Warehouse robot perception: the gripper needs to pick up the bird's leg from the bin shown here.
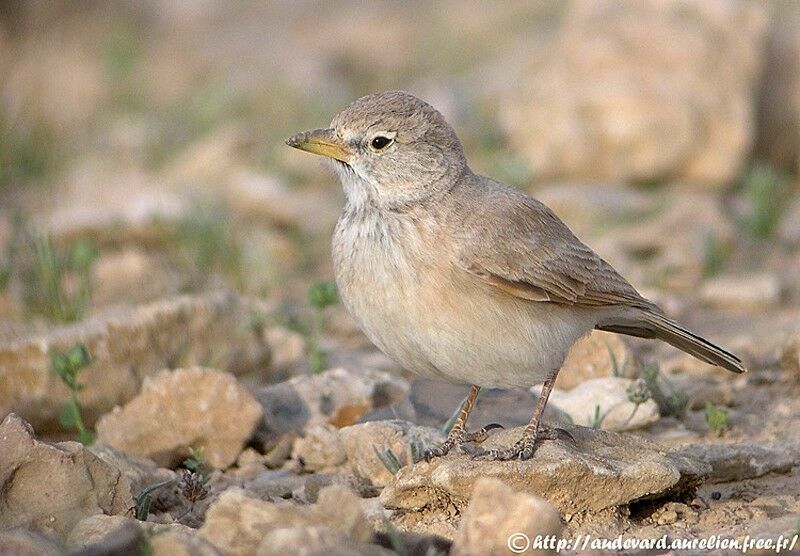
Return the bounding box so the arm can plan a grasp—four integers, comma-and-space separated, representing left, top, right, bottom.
472, 371, 571, 461
424, 385, 481, 460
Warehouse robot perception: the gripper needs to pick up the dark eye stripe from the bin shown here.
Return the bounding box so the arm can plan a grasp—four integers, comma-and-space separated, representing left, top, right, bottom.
371, 136, 392, 150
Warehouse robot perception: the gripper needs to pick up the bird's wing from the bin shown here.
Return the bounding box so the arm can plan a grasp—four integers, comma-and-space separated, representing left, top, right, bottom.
455, 187, 656, 310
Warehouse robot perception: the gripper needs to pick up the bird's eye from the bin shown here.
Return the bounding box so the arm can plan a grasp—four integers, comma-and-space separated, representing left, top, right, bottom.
370, 136, 392, 150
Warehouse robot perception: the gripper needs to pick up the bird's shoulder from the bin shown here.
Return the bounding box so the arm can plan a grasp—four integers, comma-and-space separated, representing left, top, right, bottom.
445, 173, 655, 309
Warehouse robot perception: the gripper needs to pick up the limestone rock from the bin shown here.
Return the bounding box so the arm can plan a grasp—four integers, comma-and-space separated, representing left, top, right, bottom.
452, 478, 562, 556
339, 420, 445, 488
255, 367, 409, 444
500, 0, 768, 187
381, 425, 710, 538
700, 273, 782, 310
547, 377, 660, 431
89, 442, 175, 497
0, 413, 133, 539
556, 331, 639, 390
671, 443, 794, 483
0, 529, 62, 556
0, 292, 272, 431
199, 485, 371, 556
256, 526, 392, 556
96, 367, 263, 469
66, 515, 142, 552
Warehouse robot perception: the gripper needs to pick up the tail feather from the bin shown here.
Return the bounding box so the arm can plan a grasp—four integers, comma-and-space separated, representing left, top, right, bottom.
597, 310, 745, 374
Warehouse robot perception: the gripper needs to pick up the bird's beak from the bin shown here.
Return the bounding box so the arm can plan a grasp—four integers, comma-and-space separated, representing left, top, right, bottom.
285, 128, 352, 164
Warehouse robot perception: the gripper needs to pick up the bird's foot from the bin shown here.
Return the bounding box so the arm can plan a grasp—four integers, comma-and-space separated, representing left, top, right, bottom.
468, 426, 574, 461
423, 423, 505, 461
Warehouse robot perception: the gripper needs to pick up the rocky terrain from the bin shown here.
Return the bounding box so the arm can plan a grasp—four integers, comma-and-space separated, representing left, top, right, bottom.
1, 1, 799, 555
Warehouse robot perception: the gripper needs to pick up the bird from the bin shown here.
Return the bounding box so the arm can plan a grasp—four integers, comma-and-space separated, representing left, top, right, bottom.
286, 90, 745, 461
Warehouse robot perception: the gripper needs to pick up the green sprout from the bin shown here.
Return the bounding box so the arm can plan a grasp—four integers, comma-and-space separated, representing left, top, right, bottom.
307, 281, 338, 374
51, 344, 95, 445
701, 233, 726, 278
704, 402, 729, 437
24, 234, 97, 323
374, 446, 404, 475
134, 478, 176, 521
641, 362, 688, 418
741, 164, 789, 240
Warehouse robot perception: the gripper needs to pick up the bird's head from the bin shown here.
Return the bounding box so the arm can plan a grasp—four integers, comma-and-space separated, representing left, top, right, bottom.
286, 91, 466, 209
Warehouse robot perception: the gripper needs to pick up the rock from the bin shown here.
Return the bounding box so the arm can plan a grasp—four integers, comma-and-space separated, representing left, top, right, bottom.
263, 326, 306, 375
67, 515, 221, 556
89, 442, 175, 496
148, 524, 223, 556
91, 248, 176, 306
293, 420, 445, 487
255, 367, 409, 444
339, 420, 445, 488
96, 367, 263, 469
0, 292, 272, 431
66, 515, 142, 552
500, 0, 768, 187
670, 443, 794, 483
0, 529, 62, 556
199, 485, 371, 556
0, 413, 133, 539
754, 3, 800, 174
381, 425, 710, 538
556, 331, 639, 390
777, 196, 800, 246
700, 273, 782, 310
292, 424, 348, 472
451, 478, 562, 556
546, 377, 660, 431
255, 526, 392, 556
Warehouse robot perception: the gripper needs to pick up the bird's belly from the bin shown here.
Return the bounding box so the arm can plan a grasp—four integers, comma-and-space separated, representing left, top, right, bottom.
335, 228, 595, 388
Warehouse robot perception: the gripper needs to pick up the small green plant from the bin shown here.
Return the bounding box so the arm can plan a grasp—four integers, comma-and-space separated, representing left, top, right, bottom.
589, 404, 605, 430
174, 204, 243, 291
0, 264, 9, 292
23, 233, 97, 323
306, 281, 338, 374
183, 447, 211, 484
701, 233, 726, 278
51, 344, 95, 445
641, 362, 688, 418
741, 164, 789, 240
704, 402, 729, 437
178, 447, 211, 514
374, 446, 404, 475
133, 478, 176, 521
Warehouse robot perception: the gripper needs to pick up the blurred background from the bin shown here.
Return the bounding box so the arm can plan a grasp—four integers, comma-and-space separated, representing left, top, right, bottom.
0, 0, 799, 419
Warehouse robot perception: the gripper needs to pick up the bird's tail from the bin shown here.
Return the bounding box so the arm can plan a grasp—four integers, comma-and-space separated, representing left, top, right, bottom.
596, 309, 745, 374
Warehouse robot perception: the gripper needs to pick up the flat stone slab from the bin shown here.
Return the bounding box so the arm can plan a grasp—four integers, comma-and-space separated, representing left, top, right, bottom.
381, 425, 711, 519
670, 443, 794, 483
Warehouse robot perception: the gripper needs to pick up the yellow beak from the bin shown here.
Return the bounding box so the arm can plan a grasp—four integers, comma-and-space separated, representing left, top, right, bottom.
285, 128, 352, 164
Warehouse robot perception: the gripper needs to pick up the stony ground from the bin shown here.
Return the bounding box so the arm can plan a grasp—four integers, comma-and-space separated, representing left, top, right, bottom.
1, 2, 800, 555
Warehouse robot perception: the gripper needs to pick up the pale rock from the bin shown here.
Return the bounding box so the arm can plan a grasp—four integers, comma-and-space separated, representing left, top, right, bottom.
199, 485, 371, 556
0, 413, 132, 539
754, 3, 800, 174
91, 248, 176, 306
381, 425, 709, 538
556, 331, 639, 390
0, 292, 272, 431
292, 424, 348, 472
500, 0, 768, 187
255, 367, 409, 443
89, 442, 175, 495
452, 478, 562, 556
66, 514, 141, 552
670, 443, 794, 483
148, 524, 223, 556
546, 377, 660, 431
263, 326, 306, 374
96, 367, 263, 469
700, 273, 782, 310
339, 420, 445, 488
0, 529, 62, 556
256, 526, 391, 556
